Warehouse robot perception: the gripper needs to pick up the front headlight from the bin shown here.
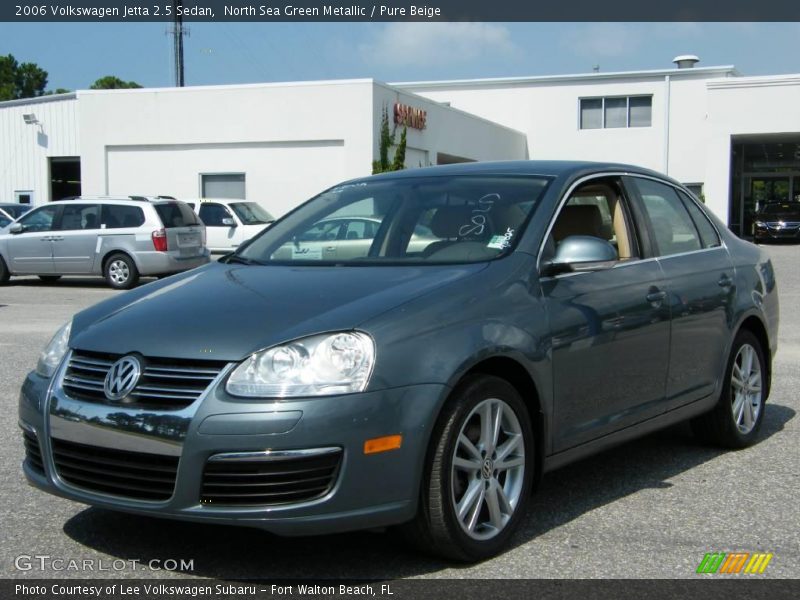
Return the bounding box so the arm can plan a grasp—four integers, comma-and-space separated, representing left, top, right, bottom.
36, 320, 72, 378
755, 220, 766, 228
226, 331, 375, 398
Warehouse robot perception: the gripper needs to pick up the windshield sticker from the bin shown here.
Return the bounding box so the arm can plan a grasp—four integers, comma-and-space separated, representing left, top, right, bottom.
487, 227, 515, 250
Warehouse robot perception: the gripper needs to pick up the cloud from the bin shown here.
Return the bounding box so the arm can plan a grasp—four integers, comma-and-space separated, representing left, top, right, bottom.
358, 23, 515, 67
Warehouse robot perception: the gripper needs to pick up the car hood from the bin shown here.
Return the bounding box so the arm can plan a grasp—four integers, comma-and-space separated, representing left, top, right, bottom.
70, 261, 488, 361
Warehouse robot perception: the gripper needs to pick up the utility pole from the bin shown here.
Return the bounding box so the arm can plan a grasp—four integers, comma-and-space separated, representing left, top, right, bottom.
171, 0, 187, 87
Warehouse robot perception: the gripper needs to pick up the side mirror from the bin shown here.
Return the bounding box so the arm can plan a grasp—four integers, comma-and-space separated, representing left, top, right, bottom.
222, 218, 236, 227
9, 223, 24, 234
542, 235, 618, 276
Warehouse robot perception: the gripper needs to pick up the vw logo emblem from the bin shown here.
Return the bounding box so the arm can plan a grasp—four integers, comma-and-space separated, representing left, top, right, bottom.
104, 355, 142, 401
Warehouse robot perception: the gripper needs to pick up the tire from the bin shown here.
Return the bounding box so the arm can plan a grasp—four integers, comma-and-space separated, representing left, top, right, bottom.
401, 374, 534, 562
104, 253, 139, 290
0, 255, 9, 285
38, 275, 62, 283
692, 330, 767, 449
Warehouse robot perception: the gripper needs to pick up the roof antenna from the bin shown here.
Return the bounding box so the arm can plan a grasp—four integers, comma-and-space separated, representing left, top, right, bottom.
592, 65, 600, 73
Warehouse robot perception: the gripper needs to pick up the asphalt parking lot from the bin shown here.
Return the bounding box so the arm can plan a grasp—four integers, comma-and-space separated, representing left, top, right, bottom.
1, 247, 798, 580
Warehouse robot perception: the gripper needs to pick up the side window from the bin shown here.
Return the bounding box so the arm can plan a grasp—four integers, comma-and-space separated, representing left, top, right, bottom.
344, 220, 374, 240
102, 205, 145, 229
199, 204, 232, 227
634, 178, 702, 256
678, 191, 721, 249
58, 204, 100, 231
548, 179, 637, 262
298, 220, 343, 242
18, 206, 59, 232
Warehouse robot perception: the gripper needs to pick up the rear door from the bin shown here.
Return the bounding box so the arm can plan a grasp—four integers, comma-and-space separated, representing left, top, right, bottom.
5, 205, 61, 274
52, 203, 101, 273
153, 202, 205, 257
627, 176, 734, 410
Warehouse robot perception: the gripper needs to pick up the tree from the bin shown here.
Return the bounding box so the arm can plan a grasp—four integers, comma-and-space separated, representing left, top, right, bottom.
90, 76, 142, 90
371, 105, 408, 174
0, 54, 48, 100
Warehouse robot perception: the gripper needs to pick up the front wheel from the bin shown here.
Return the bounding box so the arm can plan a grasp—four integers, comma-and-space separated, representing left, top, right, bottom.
692, 330, 767, 448
104, 253, 139, 290
403, 375, 534, 561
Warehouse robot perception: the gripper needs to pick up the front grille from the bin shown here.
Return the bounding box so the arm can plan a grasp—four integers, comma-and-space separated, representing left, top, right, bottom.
62, 350, 226, 409
22, 430, 45, 475
52, 438, 179, 501
767, 221, 800, 229
201, 449, 342, 506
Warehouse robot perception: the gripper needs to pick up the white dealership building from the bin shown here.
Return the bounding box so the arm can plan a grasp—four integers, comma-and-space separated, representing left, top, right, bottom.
1, 56, 799, 237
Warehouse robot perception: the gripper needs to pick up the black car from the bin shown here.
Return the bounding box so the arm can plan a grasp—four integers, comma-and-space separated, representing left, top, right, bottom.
753, 202, 800, 243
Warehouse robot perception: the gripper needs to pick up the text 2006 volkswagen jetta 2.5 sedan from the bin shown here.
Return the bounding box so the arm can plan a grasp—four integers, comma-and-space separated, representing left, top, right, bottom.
20, 161, 778, 561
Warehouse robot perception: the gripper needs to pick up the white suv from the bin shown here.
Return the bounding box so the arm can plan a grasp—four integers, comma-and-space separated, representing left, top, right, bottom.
185, 199, 275, 253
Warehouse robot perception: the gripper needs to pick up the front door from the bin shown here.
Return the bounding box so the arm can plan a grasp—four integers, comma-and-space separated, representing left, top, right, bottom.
198, 203, 239, 251
542, 177, 671, 452
6, 205, 60, 274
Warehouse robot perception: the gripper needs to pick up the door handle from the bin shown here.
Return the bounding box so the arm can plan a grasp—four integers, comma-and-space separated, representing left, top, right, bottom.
325, 246, 336, 251
718, 274, 733, 288
646, 289, 667, 305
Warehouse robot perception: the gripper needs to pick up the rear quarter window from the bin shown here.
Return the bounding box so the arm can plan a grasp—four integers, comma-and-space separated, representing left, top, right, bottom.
102, 205, 145, 229
154, 202, 201, 228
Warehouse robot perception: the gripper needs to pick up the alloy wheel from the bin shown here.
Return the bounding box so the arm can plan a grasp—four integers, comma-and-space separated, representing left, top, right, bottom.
450, 397, 526, 541
730, 343, 763, 434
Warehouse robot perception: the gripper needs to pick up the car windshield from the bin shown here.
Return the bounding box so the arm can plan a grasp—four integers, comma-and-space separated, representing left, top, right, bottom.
1, 205, 31, 219
762, 203, 800, 215
0, 214, 10, 227
229, 202, 275, 225
237, 175, 550, 265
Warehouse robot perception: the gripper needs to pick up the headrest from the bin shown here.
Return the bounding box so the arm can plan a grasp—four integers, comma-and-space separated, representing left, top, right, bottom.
553, 204, 604, 241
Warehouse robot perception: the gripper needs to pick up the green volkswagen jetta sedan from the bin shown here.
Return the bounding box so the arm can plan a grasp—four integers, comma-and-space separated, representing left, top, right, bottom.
19, 161, 779, 561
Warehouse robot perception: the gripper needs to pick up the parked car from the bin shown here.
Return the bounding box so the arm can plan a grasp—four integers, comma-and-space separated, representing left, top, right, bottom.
753, 201, 800, 243
271, 216, 437, 260
0, 197, 209, 289
19, 161, 778, 561
184, 199, 275, 253
0, 203, 32, 221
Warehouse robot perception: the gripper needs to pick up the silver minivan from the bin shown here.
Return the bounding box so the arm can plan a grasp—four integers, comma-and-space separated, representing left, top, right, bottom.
0, 197, 209, 289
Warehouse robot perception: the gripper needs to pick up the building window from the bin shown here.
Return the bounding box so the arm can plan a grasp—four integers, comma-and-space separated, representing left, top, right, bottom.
201, 173, 246, 199
579, 96, 652, 129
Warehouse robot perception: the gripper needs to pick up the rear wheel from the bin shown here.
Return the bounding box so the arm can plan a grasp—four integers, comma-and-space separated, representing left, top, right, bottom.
692, 330, 767, 448
38, 275, 62, 283
402, 375, 533, 561
0, 256, 9, 285
104, 253, 139, 290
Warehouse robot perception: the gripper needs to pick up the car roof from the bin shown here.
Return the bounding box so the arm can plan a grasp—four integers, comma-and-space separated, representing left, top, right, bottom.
54, 196, 187, 205
346, 160, 677, 185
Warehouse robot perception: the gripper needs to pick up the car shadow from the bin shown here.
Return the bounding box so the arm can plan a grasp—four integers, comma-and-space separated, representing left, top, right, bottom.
7, 277, 158, 289
62, 403, 795, 579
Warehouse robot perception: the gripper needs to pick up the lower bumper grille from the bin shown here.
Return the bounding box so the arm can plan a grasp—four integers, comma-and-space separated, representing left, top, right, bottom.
201, 449, 342, 506
22, 430, 45, 475
52, 438, 179, 502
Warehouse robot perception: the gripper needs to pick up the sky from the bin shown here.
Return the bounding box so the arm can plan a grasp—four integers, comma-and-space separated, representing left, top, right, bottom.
1, 22, 799, 91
